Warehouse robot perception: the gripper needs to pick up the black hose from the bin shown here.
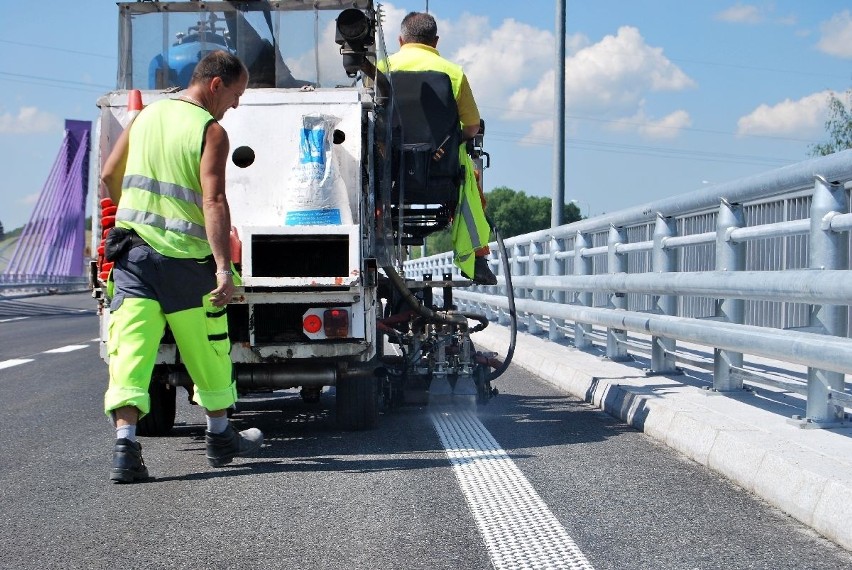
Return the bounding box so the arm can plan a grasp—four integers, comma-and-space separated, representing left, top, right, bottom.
484, 216, 516, 382
381, 263, 488, 330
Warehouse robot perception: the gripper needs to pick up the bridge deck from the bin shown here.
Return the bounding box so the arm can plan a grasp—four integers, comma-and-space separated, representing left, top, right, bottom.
474, 324, 852, 551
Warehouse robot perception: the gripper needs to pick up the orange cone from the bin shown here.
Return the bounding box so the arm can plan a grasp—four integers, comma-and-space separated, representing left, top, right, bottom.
126, 89, 143, 124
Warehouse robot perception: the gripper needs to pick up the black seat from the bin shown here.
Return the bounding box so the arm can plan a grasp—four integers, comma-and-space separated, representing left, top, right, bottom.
389, 71, 464, 242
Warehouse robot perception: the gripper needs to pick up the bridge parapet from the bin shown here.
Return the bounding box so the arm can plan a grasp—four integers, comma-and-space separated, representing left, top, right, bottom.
404, 150, 852, 427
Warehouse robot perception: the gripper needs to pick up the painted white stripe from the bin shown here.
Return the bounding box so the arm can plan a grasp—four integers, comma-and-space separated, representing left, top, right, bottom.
0, 359, 35, 370
43, 344, 88, 354
431, 409, 595, 570
0, 317, 28, 323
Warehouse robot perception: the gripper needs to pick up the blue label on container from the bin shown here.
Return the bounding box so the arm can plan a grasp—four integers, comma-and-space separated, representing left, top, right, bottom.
299, 127, 325, 166
284, 209, 342, 226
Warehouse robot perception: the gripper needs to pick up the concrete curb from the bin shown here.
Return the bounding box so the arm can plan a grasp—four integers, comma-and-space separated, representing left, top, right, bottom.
473, 324, 852, 551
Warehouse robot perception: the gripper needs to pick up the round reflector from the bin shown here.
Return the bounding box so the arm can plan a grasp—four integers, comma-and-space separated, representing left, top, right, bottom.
303, 314, 322, 334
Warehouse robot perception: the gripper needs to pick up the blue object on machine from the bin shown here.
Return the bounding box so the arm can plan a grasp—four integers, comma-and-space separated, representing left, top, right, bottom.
148, 37, 231, 89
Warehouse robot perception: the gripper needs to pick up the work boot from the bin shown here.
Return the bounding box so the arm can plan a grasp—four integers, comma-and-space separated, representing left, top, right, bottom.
206, 424, 264, 467
110, 438, 149, 483
472, 257, 497, 285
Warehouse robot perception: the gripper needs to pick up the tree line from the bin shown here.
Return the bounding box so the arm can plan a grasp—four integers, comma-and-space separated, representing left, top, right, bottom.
419, 187, 583, 256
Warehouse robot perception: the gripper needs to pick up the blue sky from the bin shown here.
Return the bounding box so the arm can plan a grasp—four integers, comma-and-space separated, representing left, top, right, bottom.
1, 1, 850, 230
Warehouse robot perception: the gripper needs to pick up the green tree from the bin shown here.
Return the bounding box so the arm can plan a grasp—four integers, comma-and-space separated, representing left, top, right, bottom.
420, 186, 582, 255
0, 220, 4, 241
811, 89, 852, 157
485, 186, 581, 239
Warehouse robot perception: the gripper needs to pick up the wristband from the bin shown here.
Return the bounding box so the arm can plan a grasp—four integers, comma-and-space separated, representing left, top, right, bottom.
215, 270, 233, 276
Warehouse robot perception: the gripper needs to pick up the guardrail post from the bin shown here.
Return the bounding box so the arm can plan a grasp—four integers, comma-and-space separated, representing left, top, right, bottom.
714, 199, 745, 391
651, 214, 678, 373
527, 240, 542, 334
606, 225, 629, 360
499, 244, 523, 326
574, 231, 592, 349
549, 236, 565, 341
804, 175, 848, 426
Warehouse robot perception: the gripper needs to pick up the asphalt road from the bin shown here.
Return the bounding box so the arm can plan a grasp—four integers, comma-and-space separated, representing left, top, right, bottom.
1, 292, 850, 570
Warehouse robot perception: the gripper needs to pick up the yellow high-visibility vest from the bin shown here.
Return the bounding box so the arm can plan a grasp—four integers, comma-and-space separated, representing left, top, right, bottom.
452, 150, 490, 278
116, 99, 214, 259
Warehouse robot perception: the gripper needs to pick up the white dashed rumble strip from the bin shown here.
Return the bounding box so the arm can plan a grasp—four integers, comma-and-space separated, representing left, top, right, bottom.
431, 409, 595, 570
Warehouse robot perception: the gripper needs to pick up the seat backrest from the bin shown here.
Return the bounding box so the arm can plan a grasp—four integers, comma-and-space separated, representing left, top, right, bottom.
390, 71, 463, 204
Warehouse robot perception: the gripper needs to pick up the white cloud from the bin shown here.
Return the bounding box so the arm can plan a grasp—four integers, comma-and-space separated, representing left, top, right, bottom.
736, 91, 832, 137
610, 108, 692, 139
519, 119, 554, 147
817, 10, 852, 59
0, 107, 61, 134
448, 18, 559, 115
507, 26, 694, 126
715, 4, 763, 24
341, 8, 693, 145
21, 193, 40, 206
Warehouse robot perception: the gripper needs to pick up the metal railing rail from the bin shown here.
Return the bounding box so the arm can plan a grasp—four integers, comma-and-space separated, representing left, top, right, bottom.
403, 150, 852, 427
0, 274, 89, 296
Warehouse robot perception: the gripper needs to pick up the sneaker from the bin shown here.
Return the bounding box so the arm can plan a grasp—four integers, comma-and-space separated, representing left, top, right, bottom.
110, 438, 149, 483
472, 257, 497, 285
205, 424, 264, 467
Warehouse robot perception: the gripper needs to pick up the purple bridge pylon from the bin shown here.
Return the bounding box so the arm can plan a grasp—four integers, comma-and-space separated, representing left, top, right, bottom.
3, 119, 91, 279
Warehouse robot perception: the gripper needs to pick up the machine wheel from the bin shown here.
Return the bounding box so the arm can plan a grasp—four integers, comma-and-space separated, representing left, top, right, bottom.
336, 373, 379, 430
474, 364, 494, 405
137, 366, 177, 436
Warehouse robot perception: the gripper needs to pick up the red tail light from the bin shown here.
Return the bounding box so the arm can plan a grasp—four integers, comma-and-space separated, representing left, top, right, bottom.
323, 309, 349, 338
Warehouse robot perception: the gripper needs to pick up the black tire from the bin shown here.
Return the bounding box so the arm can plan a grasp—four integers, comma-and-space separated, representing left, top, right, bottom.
336, 373, 379, 431
137, 367, 177, 436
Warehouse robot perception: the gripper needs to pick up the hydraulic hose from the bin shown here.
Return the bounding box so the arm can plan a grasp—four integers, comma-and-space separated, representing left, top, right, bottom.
483, 216, 516, 382
381, 263, 489, 331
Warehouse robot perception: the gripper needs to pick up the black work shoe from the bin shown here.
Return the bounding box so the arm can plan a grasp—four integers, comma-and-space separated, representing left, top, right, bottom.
472, 257, 498, 285
110, 438, 149, 483
206, 424, 264, 467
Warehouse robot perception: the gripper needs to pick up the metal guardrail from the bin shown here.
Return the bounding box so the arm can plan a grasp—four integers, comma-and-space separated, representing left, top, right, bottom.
404, 150, 852, 427
0, 274, 89, 296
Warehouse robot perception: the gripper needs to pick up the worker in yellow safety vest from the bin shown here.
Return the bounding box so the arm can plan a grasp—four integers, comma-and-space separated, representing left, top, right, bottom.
100, 51, 263, 483
386, 11, 498, 285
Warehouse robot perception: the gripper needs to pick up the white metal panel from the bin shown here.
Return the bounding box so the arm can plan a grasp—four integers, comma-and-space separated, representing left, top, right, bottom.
220, 89, 363, 229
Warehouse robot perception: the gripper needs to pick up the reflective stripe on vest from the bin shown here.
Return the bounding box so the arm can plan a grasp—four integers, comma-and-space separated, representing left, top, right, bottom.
451, 148, 490, 277
116, 207, 208, 241
121, 174, 204, 209
116, 98, 213, 259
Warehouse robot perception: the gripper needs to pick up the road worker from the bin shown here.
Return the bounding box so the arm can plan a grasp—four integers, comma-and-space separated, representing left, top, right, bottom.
386, 11, 497, 285
100, 50, 263, 483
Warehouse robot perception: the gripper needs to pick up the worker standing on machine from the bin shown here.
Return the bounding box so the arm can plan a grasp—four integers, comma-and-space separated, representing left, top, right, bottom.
386, 12, 497, 285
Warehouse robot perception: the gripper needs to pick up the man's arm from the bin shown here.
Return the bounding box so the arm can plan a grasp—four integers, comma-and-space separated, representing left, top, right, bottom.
200, 121, 234, 306
101, 126, 131, 204
457, 75, 481, 141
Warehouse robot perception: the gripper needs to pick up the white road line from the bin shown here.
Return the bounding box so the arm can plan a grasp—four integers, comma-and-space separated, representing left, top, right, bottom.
0, 317, 28, 323
43, 345, 89, 354
431, 409, 595, 570
0, 359, 35, 370
0, 341, 96, 371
